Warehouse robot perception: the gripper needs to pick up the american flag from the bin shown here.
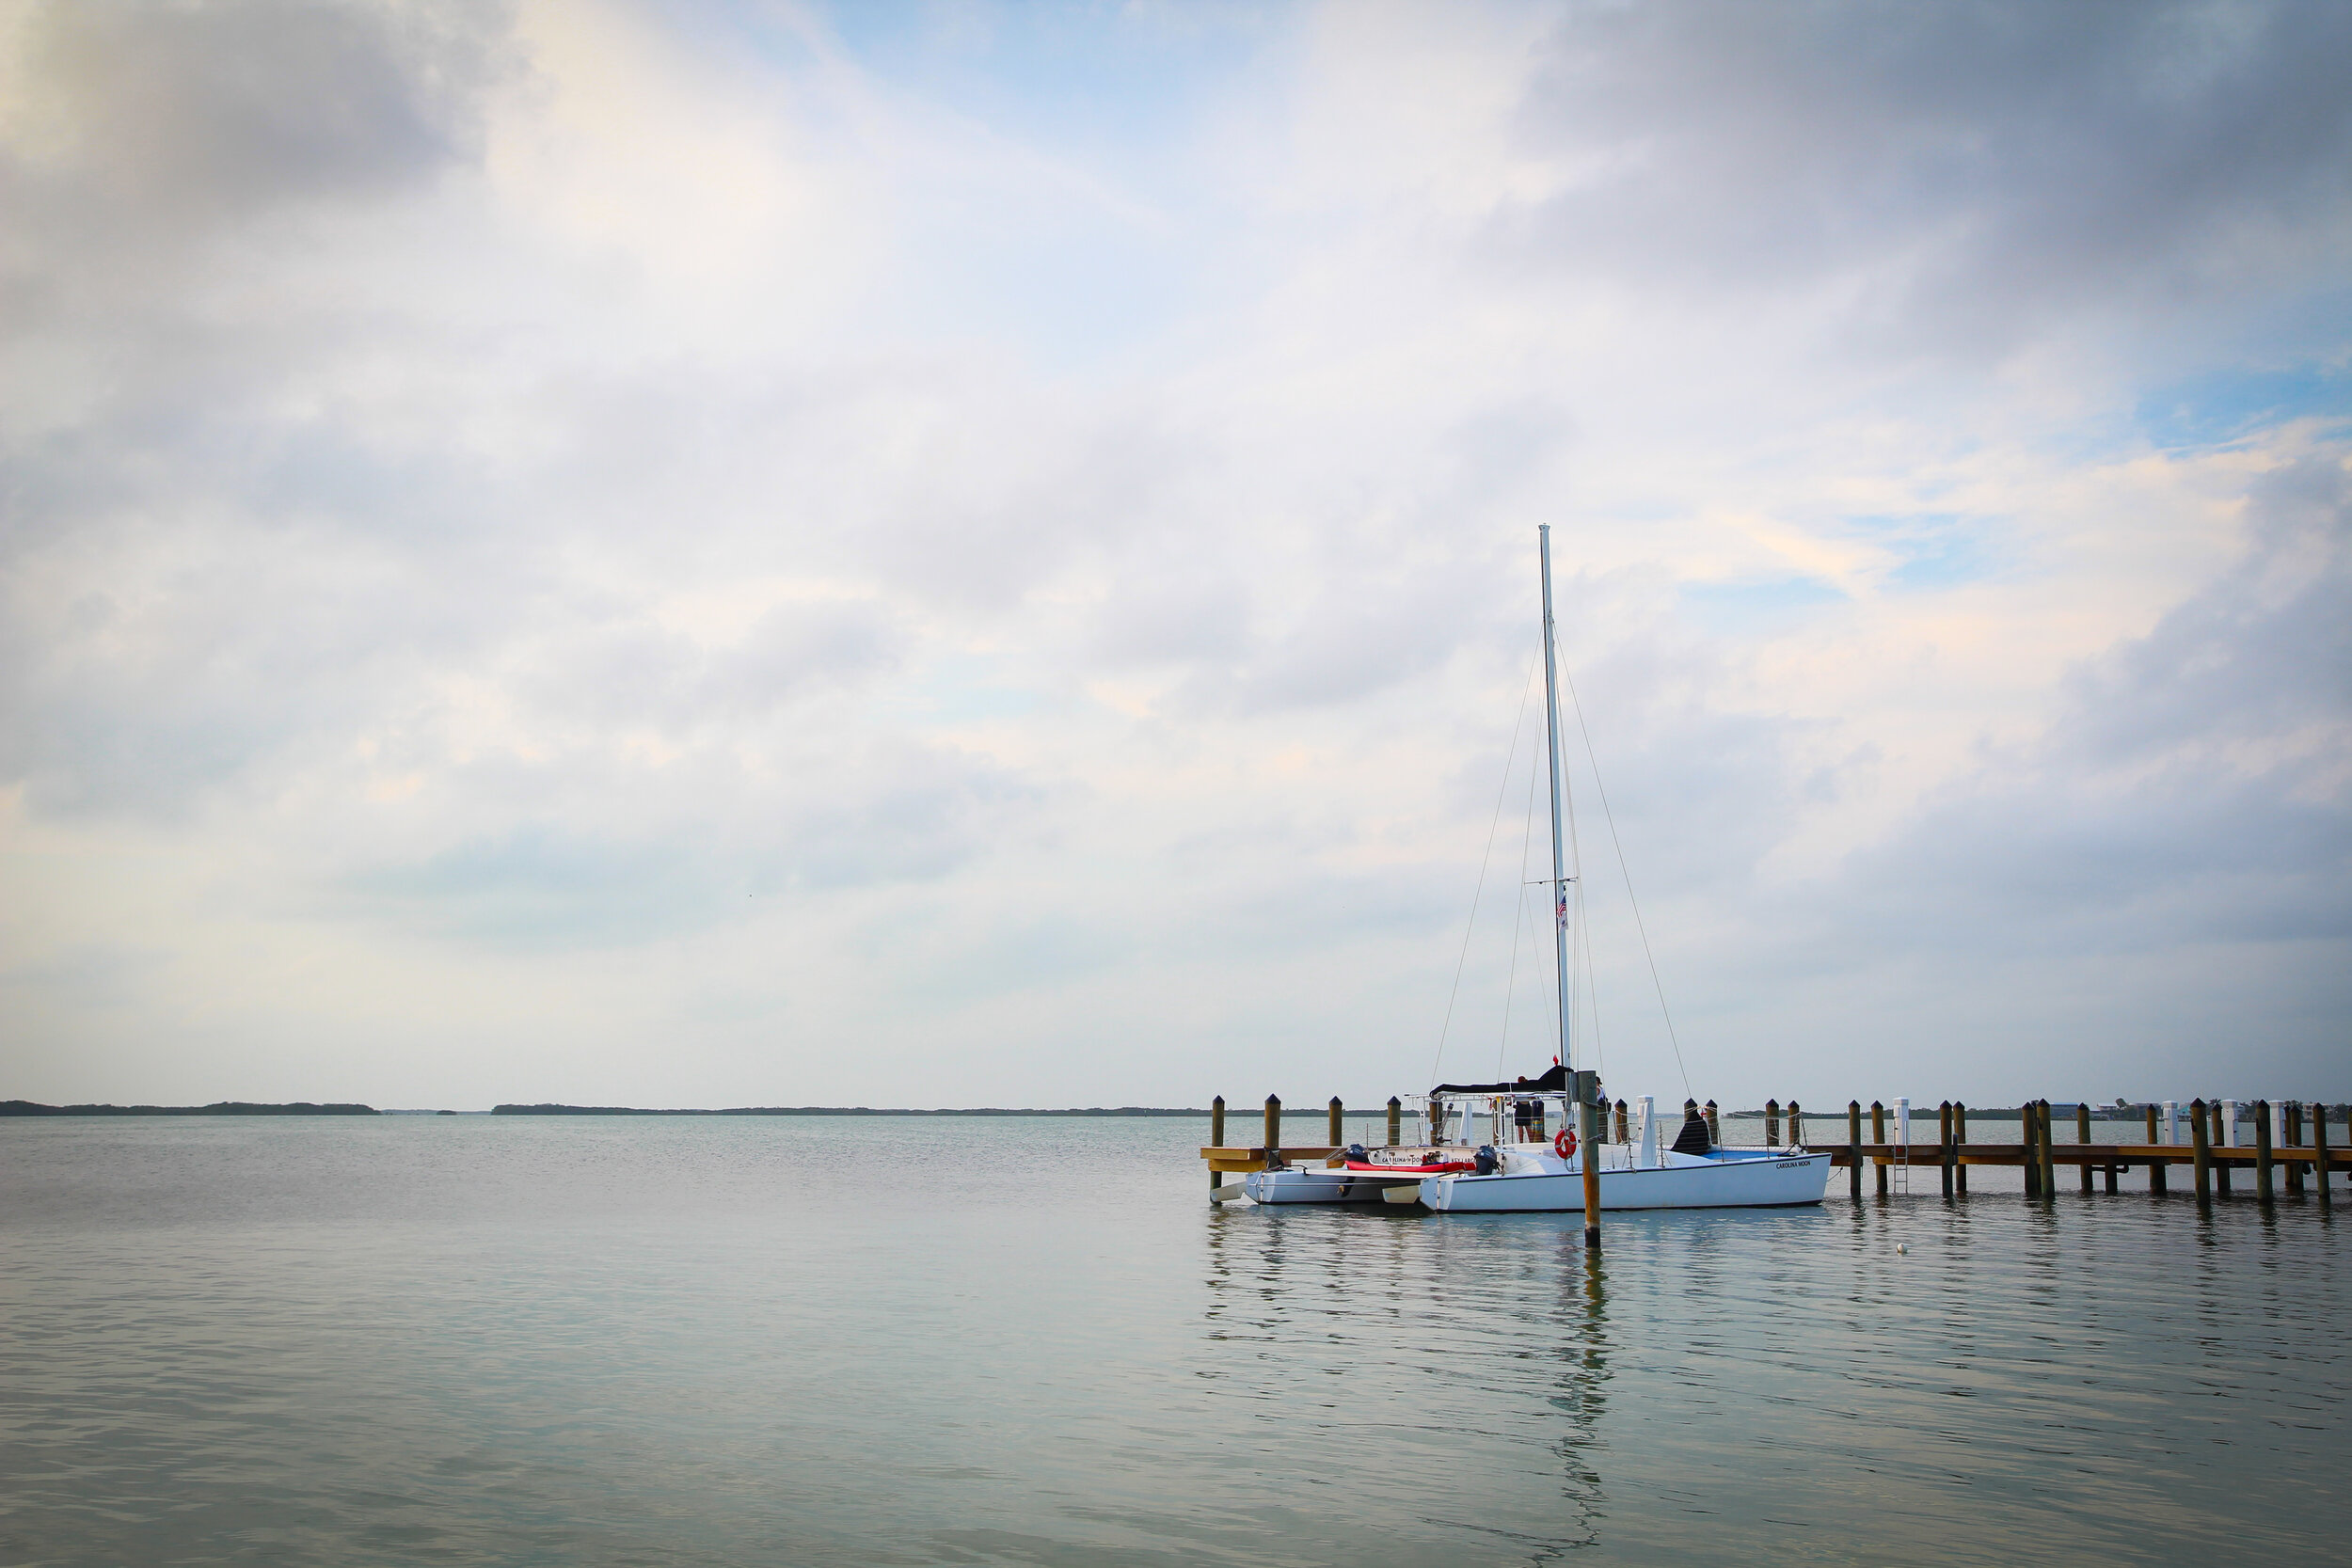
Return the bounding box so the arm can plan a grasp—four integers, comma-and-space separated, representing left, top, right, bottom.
1556, 886, 1569, 929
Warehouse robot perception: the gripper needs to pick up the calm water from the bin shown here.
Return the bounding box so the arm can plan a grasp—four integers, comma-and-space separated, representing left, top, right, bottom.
2, 1116, 2345, 1566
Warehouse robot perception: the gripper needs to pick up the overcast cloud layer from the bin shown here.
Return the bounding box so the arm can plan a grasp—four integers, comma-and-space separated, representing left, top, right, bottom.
4, 0, 2347, 1111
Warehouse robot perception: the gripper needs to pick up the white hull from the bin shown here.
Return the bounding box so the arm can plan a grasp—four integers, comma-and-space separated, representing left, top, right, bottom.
1420, 1148, 1831, 1212
1243, 1166, 1423, 1204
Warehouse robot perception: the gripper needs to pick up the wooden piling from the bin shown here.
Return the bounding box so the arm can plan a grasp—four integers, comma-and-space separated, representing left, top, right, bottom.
2022, 1101, 2041, 1198
2077, 1102, 2094, 1193
2038, 1101, 2057, 1199
1939, 1101, 1954, 1198
1614, 1099, 1629, 1144
1210, 1096, 1226, 1193
1579, 1074, 1603, 1251
1871, 1101, 1887, 1196
2313, 1101, 2332, 1208
1789, 1100, 1804, 1146
2212, 1101, 2232, 1195
1705, 1100, 1721, 1148
1263, 1096, 1281, 1173
1766, 1098, 1780, 1147
1328, 1097, 1343, 1148
1953, 1101, 1967, 1195
2191, 1098, 2211, 1202
2254, 1099, 2274, 1204
1848, 1101, 1863, 1200
2285, 1101, 2305, 1195
2146, 1101, 2167, 1194
1387, 1096, 1402, 1148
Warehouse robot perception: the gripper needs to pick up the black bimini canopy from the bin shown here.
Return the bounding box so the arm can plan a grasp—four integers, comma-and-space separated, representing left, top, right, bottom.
1431, 1064, 1569, 1096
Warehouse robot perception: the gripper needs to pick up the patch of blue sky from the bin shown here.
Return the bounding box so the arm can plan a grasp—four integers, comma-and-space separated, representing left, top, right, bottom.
1677, 577, 1846, 635
2137, 362, 2352, 452
812, 0, 1280, 159
1842, 513, 2001, 592
787, 0, 1287, 372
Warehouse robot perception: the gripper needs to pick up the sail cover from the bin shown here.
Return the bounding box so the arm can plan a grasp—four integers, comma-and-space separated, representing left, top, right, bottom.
1431, 1064, 1570, 1096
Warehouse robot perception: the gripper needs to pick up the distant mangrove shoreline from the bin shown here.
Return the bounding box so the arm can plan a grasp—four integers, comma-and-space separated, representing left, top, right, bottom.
489, 1103, 1214, 1117
1, 1100, 381, 1117
0, 1100, 1215, 1117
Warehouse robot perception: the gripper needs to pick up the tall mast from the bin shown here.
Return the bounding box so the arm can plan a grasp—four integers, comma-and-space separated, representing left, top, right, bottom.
1538, 525, 1572, 1073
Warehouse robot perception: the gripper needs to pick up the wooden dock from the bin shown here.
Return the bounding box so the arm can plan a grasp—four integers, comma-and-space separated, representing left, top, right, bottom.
1199, 1093, 2345, 1208
1826, 1142, 2333, 1167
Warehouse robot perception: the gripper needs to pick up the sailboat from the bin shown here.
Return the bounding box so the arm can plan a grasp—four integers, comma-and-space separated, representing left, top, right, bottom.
1243, 527, 1833, 1213
1417, 526, 1830, 1213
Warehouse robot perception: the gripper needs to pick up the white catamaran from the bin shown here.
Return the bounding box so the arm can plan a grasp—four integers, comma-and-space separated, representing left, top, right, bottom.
1242, 526, 1832, 1214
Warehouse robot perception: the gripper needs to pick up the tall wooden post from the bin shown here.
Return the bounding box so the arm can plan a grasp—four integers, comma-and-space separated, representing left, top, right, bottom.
1870, 1101, 1887, 1196
1705, 1100, 1721, 1148
1578, 1070, 1602, 1251
1848, 1101, 1863, 1199
2254, 1099, 2274, 1204
1938, 1101, 1955, 1198
1210, 1096, 1226, 1193
1788, 1100, 1804, 1146
1766, 1099, 1780, 1148
1387, 1096, 1402, 1148
2021, 1101, 2040, 1198
2038, 1101, 2057, 1199
2191, 1098, 2211, 1203
1263, 1095, 1281, 1173
2146, 1101, 2166, 1195
2077, 1102, 2094, 1193
2313, 1101, 2332, 1208
2285, 1101, 2305, 1194
1614, 1100, 1629, 1143
1328, 1097, 1343, 1148
1953, 1101, 1968, 1195
2213, 1101, 2232, 1195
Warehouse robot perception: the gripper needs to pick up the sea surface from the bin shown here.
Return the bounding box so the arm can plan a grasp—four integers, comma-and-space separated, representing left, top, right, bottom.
2, 1114, 2344, 1566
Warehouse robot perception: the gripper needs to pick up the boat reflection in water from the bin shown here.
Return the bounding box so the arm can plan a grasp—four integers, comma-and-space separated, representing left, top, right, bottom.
1199, 1203, 1616, 1560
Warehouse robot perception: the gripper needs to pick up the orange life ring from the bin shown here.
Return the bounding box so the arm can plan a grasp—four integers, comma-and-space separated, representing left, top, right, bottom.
1554, 1128, 1577, 1159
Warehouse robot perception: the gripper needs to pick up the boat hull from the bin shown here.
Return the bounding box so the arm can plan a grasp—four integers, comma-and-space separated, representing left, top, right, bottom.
1420, 1149, 1832, 1212
1242, 1167, 1422, 1204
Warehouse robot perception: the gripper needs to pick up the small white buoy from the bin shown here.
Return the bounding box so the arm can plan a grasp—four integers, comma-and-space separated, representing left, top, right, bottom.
1895, 1243, 1909, 1255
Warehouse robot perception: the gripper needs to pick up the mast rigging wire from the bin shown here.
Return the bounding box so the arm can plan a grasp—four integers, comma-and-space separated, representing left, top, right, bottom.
1560, 663, 1692, 1100
1498, 721, 1543, 1082
1427, 650, 1541, 1092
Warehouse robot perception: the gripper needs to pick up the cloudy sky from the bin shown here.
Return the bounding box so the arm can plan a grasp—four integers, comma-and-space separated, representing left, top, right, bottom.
3, 0, 2347, 1112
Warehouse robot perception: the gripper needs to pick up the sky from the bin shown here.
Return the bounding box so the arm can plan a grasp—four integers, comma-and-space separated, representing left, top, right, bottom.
2, 0, 2348, 1113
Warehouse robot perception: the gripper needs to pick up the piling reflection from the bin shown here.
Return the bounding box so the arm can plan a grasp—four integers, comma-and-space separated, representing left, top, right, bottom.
1541, 1243, 1611, 1551
1200, 1206, 1617, 1559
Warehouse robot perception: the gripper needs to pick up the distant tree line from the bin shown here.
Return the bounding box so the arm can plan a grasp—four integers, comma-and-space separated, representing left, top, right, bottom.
0, 1101, 379, 1116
